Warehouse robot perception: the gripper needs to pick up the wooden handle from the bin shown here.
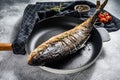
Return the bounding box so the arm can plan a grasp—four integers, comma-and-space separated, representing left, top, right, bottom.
0, 43, 12, 51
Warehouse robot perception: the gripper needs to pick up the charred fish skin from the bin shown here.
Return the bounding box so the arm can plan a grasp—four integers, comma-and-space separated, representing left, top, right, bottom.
28, 18, 93, 65
28, 0, 108, 65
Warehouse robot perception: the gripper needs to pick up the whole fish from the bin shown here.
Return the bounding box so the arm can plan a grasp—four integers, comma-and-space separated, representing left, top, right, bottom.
28, 0, 108, 65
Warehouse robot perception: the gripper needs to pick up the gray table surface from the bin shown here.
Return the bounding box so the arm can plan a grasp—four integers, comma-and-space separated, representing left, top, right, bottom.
0, 0, 120, 80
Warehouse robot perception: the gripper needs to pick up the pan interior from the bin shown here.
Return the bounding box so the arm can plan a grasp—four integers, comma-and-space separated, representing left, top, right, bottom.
26, 17, 102, 70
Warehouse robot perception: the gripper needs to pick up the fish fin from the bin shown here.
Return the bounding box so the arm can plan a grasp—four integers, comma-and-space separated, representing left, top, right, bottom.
80, 44, 86, 49
80, 35, 91, 49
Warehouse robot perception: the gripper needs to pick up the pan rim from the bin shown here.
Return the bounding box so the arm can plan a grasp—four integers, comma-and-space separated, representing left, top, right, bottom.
26, 16, 103, 74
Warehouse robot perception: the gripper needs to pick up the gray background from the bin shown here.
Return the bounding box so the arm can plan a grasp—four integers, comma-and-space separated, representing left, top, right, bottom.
0, 0, 120, 80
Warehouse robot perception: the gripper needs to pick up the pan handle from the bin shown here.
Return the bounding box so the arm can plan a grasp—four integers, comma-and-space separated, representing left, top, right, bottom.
0, 43, 12, 51
96, 27, 111, 42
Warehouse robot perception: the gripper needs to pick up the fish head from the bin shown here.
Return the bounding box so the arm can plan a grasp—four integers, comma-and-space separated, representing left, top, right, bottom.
27, 49, 46, 66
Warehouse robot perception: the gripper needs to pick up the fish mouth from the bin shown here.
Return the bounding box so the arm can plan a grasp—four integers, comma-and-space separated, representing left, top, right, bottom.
27, 53, 38, 66
28, 57, 43, 66
27, 54, 34, 65
28, 60, 34, 65
28, 53, 45, 66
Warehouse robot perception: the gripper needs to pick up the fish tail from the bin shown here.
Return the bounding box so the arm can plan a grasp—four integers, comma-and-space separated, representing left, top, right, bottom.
75, 0, 108, 30
91, 0, 108, 24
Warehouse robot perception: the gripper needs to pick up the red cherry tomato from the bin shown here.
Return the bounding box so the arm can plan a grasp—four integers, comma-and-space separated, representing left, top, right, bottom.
97, 12, 112, 24
100, 18, 107, 23
106, 15, 112, 21
104, 12, 110, 16
98, 13, 105, 18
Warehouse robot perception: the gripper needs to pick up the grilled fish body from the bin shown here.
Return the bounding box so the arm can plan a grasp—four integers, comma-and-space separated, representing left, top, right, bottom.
28, 18, 92, 65
28, 0, 108, 65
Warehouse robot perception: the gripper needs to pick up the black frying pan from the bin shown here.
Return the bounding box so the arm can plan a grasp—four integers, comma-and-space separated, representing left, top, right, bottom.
26, 16, 103, 74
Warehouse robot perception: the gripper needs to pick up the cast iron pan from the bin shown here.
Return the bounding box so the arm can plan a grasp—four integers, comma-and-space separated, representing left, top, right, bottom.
26, 16, 103, 74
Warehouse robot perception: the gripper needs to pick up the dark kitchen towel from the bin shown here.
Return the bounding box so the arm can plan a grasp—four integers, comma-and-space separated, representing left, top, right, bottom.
12, 1, 120, 55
